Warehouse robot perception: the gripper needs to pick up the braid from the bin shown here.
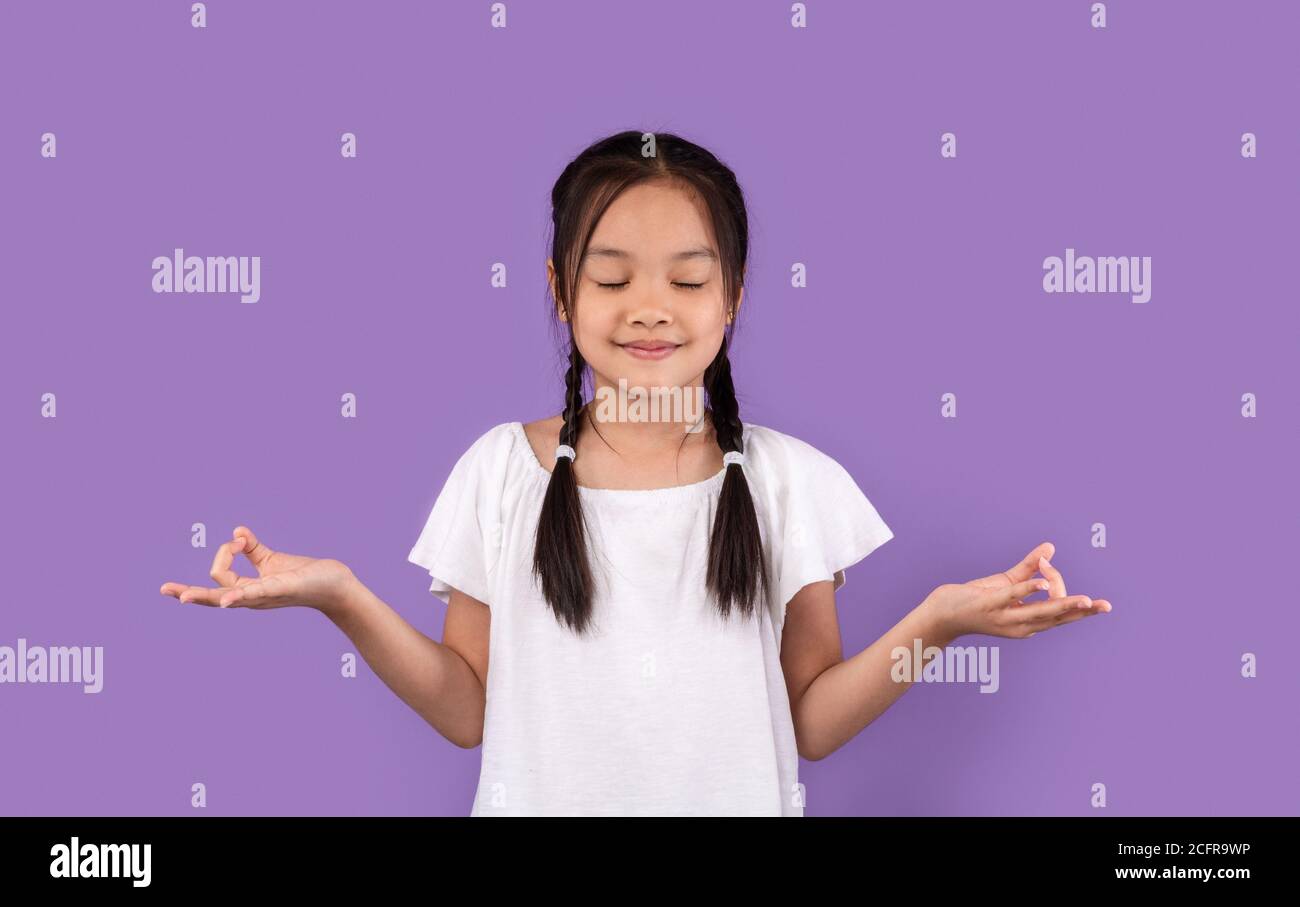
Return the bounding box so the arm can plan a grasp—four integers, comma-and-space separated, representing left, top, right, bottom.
704, 336, 769, 618
559, 343, 585, 449
704, 338, 744, 454
531, 338, 596, 633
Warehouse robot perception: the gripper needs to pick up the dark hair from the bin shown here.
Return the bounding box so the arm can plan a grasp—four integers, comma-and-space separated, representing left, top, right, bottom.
531, 130, 769, 634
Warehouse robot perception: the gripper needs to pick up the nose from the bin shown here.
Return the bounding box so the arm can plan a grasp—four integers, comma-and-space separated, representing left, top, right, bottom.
625, 293, 674, 330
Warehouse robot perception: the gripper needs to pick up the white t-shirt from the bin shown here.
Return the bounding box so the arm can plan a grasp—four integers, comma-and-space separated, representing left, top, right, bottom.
407, 420, 894, 816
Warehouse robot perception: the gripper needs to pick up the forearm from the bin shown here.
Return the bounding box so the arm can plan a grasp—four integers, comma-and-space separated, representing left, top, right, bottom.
321, 575, 485, 749
795, 603, 955, 761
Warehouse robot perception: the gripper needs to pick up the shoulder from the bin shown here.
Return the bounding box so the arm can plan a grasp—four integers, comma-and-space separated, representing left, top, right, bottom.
742, 422, 853, 481
744, 423, 895, 609
461, 420, 521, 457
439, 420, 530, 485
741, 422, 884, 522
520, 414, 564, 472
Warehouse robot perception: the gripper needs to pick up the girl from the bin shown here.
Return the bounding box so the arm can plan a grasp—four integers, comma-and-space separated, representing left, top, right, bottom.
160, 130, 1112, 817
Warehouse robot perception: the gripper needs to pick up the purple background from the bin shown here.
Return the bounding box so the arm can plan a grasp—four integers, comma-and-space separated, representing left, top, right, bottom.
2, 0, 1296, 816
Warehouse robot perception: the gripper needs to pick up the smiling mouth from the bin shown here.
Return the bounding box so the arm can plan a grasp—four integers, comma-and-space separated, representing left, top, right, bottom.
619, 342, 680, 360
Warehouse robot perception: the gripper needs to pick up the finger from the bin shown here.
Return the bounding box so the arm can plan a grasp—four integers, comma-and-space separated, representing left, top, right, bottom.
1015, 594, 1095, 624
1000, 577, 1052, 604
175, 585, 229, 607
1038, 555, 1067, 599
1051, 601, 1111, 624
1022, 606, 1100, 633
979, 541, 1056, 587
209, 540, 243, 588
1031, 597, 1114, 631
164, 575, 257, 597
234, 526, 275, 572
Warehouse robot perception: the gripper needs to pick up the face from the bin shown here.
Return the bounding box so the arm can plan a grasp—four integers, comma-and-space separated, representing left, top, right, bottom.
548, 180, 742, 418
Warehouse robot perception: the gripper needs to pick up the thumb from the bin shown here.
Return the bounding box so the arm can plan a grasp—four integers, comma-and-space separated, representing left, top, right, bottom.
233, 525, 275, 570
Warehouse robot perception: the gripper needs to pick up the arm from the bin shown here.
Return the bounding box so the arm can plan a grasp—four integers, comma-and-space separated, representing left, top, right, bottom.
323, 575, 490, 750
781, 544, 1109, 762
781, 580, 953, 762
161, 525, 492, 749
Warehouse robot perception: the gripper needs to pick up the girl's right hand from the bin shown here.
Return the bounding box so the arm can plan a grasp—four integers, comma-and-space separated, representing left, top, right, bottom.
159, 525, 355, 615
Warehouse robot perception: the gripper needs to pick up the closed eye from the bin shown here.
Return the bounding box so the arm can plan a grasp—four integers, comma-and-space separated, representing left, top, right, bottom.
596, 281, 707, 291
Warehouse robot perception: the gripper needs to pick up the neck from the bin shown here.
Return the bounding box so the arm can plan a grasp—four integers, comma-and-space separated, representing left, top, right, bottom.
579, 378, 714, 455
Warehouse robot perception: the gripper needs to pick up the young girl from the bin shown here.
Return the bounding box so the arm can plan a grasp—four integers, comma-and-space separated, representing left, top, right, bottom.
160, 130, 1112, 817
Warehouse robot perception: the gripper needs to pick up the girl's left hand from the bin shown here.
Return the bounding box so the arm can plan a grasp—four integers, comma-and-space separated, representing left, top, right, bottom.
921, 541, 1112, 641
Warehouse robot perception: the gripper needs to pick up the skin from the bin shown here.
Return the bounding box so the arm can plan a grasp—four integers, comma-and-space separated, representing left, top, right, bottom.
159, 178, 1113, 764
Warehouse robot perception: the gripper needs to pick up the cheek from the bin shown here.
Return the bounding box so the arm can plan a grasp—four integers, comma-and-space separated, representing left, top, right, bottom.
566, 314, 625, 374
684, 336, 724, 375
570, 309, 620, 347
697, 293, 731, 329
686, 305, 728, 345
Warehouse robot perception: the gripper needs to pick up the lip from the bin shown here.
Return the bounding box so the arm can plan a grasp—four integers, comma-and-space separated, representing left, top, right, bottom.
619, 341, 680, 360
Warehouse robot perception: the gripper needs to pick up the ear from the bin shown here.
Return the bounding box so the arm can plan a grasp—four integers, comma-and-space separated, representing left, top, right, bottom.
728, 284, 744, 324
547, 258, 567, 322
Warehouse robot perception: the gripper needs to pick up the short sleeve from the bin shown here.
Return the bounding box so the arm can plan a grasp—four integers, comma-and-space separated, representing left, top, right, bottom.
406, 423, 512, 606
775, 440, 894, 611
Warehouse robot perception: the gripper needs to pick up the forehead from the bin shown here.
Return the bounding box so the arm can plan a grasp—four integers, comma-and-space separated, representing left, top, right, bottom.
584, 181, 717, 264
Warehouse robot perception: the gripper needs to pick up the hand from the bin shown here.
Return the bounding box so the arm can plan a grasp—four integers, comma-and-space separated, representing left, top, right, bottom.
160, 525, 355, 616
920, 541, 1112, 641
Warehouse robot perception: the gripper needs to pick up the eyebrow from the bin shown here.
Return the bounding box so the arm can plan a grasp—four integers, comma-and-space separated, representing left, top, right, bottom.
582, 245, 717, 263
